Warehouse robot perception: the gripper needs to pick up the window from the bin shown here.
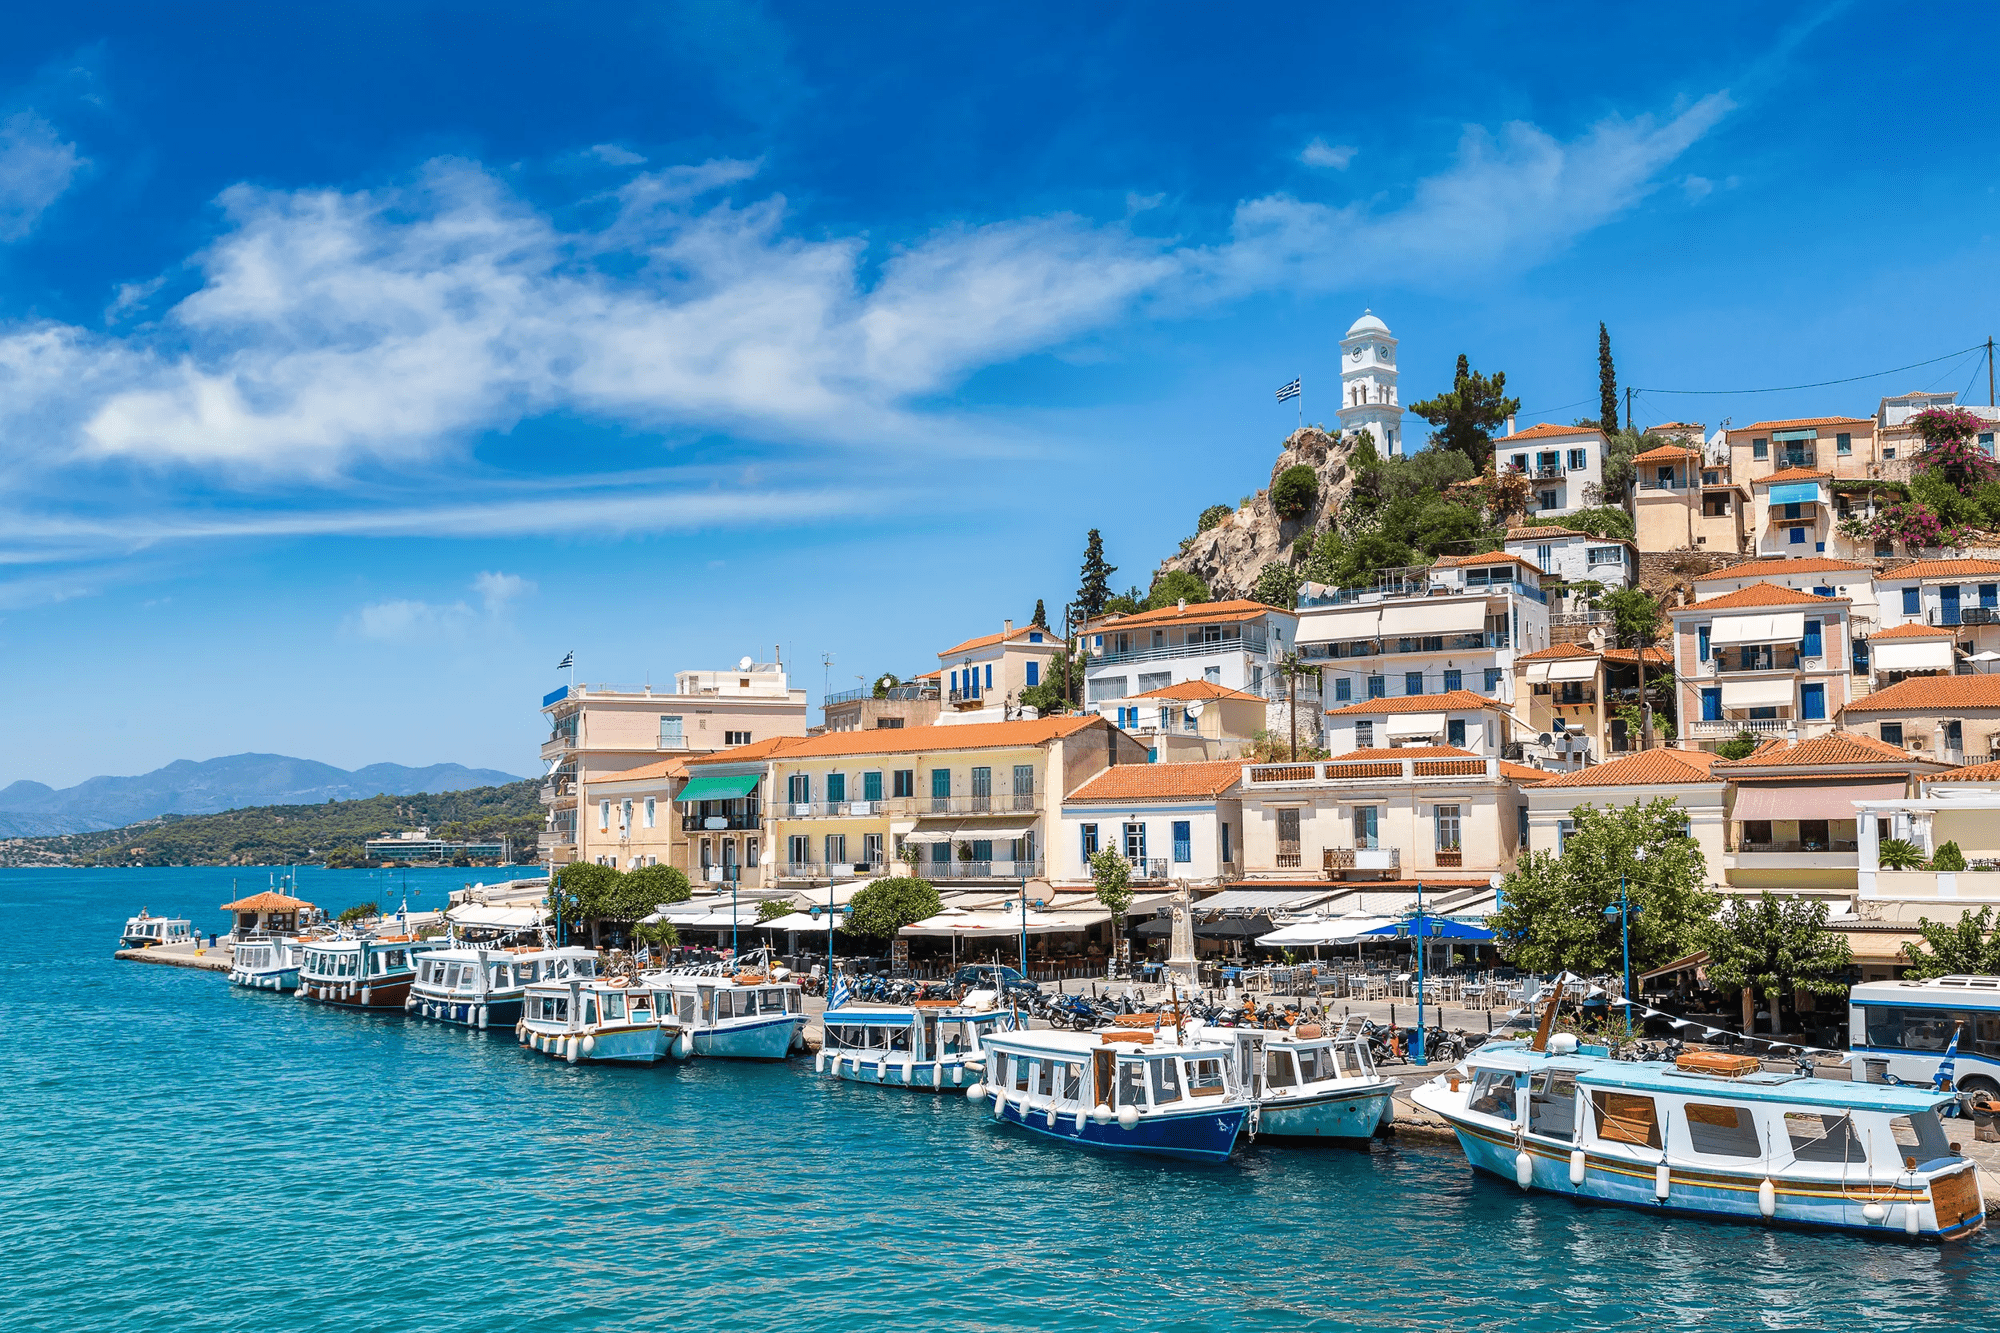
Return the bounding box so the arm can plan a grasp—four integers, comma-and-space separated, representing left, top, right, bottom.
643, 796, 655, 828
1405, 671, 1424, 696
1221, 822, 1231, 865
1025, 661, 1039, 687
1512, 453, 1527, 471
1172, 821, 1192, 863
1686, 1103, 1762, 1158
1880, 722, 1903, 747
1353, 805, 1378, 849
1334, 677, 1351, 702
1443, 669, 1461, 692
1538, 489, 1558, 511
1484, 667, 1503, 692
1081, 823, 1098, 858
1557, 818, 1576, 853
1783, 502, 1801, 520
1984, 584, 1999, 610
825, 772, 847, 804
1787, 526, 1806, 545
1831, 431, 1852, 456
659, 715, 684, 746
599, 799, 611, 831
984, 664, 993, 690
1528, 1071, 1577, 1137
1586, 545, 1621, 565
931, 769, 951, 804
876, 718, 903, 730
1087, 676, 1126, 703
863, 832, 882, 865
1802, 619, 1822, 659
1884, 447, 1897, 460
787, 834, 809, 866
1468, 1069, 1519, 1120
931, 842, 949, 864
1701, 687, 1721, 722
1902, 586, 1920, 616
1447, 718, 1466, 748
1150, 1059, 1183, 1105
1592, 1091, 1662, 1148
1435, 805, 1461, 852
788, 773, 810, 804
1355, 721, 1374, 748
1568, 447, 1587, 470
724, 730, 751, 746
746, 839, 758, 867
1367, 675, 1385, 699
893, 769, 914, 798
1785, 1112, 1865, 1164
863, 771, 883, 802
1124, 822, 1146, 861
824, 834, 847, 865
1752, 438, 1768, 459
1697, 625, 1711, 662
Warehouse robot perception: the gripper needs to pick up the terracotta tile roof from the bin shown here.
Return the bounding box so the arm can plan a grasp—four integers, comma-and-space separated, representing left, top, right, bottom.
1517, 643, 1598, 663
1739, 416, 1872, 431
220, 890, 315, 912
937, 625, 1056, 658
1651, 422, 1707, 431
684, 736, 814, 768
1065, 760, 1243, 803
597, 756, 693, 784
710, 714, 1103, 762
1500, 760, 1550, 782
1711, 729, 1925, 771
1866, 622, 1956, 640
1326, 690, 1510, 717
1505, 525, 1587, 540
1529, 748, 1722, 788
1692, 557, 1872, 583
1681, 581, 1847, 611
1087, 598, 1290, 631
1934, 758, 2000, 783
1842, 675, 2000, 713
1500, 423, 1603, 443
1124, 679, 1262, 703
1633, 444, 1700, 464
1600, 645, 1673, 666
1431, 551, 1547, 576
1754, 466, 1831, 485
1880, 559, 2000, 580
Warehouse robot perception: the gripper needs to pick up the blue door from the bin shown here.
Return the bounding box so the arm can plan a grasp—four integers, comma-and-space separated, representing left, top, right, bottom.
1701, 688, 1721, 722
1801, 683, 1825, 720
1802, 619, 1822, 659
1172, 821, 1192, 863
1942, 585, 1961, 625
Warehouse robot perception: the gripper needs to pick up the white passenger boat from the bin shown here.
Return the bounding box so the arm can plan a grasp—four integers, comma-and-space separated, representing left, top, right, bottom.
1412, 1037, 1986, 1240
816, 1001, 1018, 1091
518, 976, 689, 1065
227, 933, 306, 992
407, 944, 599, 1030
646, 968, 805, 1061
1213, 1022, 1398, 1143
296, 935, 442, 1010
972, 1027, 1251, 1162
120, 911, 192, 950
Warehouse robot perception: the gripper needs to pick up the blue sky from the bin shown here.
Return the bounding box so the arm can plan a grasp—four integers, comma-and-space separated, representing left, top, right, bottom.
6, 3, 2000, 787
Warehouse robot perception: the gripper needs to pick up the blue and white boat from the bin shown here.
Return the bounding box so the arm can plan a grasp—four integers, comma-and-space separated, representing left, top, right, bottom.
817, 1002, 1017, 1091
120, 910, 192, 950
1412, 1038, 1986, 1240
1213, 1022, 1398, 1143
519, 976, 689, 1065
408, 944, 600, 1030
647, 968, 805, 1060
971, 1027, 1250, 1162
227, 933, 306, 992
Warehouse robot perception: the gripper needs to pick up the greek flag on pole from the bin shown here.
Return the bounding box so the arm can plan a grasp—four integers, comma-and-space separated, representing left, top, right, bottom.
1936, 1024, 1962, 1091
829, 972, 852, 1012
557, 651, 574, 670
1274, 378, 1302, 402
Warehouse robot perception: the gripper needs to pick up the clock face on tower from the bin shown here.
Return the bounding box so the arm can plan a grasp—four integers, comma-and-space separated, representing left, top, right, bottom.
1377, 344, 1392, 362
1350, 346, 1363, 361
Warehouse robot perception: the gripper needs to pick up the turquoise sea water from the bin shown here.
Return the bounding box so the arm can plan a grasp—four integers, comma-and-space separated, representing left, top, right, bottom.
5, 866, 1995, 1332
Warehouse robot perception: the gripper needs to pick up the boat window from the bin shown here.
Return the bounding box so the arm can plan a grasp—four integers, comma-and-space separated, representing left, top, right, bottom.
1339, 1043, 1374, 1079
1151, 1058, 1184, 1105
1117, 1060, 1147, 1109
788, 990, 803, 1014
1036, 1061, 1055, 1097
1188, 1058, 1227, 1098
1295, 1045, 1330, 1083
679, 993, 697, 1025
1684, 1103, 1760, 1158
583, 998, 599, 1025
386, 951, 404, 968
762, 989, 786, 1013
513, 965, 533, 985
1266, 1050, 1297, 1089
1591, 1092, 1659, 1148
1890, 1114, 1952, 1164
577, 959, 596, 978
630, 992, 653, 1018
604, 993, 626, 1020
888, 1026, 911, 1052
555, 960, 571, 979
1014, 1058, 1032, 1092
1060, 1063, 1083, 1101
445, 964, 462, 989
1528, 1073, 1577, 1139
1471, 1070, 1521, 1121
1785, 1112, 1865, 1164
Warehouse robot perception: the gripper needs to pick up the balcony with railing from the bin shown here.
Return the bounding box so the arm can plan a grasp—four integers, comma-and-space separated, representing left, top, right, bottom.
540, 731, 578, 761
1245, 756, 1503, 787
1095, 627, 1271, 666
1929, 606, 2000, 627
682, 811, 761, 831
1689, 717, 1793, 739
1323, 846, 1400, 875
779, 860, 887, 881
921, 793, 1040, 816
1529, 464, 1567, 480
776, 798, 911, 819
824, 684, 939, 707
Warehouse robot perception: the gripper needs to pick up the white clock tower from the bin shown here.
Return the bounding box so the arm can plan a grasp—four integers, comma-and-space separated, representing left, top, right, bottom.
1336, 309, 1405, 456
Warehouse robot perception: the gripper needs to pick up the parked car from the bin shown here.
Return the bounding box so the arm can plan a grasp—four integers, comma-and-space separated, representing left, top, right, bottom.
952, 964, 1042, 997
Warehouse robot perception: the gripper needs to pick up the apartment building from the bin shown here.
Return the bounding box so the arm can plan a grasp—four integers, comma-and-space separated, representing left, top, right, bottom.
1107, 679, 1270, 761
1512, 643, 1671, 768
937, 621, 1062, 722
1750, 467, 1839, 558
1840, 675, 2000, 768
1501, 526, 1637, 609
672, 735, 811, 890
820, 677, 942, 733
537, 661, 810, 867
1081, 600, 1302, 741
1872, 558, 2000, 671
1690, 557, 1879, 627
1323, 690, 1517, 755
1877, 390, 2000, 461
1495, 423, 1608, 519
1727, 416, 1878, 483
1295, 554, 1550, 711
1671, 583, 1853, 748
1520, 748, 1727, 870
1054, 759, 1244, 887
1630, 443, 1749, 554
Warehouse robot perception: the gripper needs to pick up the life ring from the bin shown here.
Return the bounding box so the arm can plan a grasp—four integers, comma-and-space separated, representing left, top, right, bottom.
607, 977, 629, 988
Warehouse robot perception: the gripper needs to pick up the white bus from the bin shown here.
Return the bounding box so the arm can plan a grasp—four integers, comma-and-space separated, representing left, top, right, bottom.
1849, 975, 2000, 1098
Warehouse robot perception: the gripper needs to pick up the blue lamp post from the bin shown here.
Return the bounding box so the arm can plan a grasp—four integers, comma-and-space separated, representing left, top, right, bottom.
1400, 880, 1438, 1065
1604, 846, 1649, 1028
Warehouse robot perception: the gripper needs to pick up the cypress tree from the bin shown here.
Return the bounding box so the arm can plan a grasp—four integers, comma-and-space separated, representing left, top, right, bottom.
1031, 599, 1048, 629
1598, 323, 1619, 436
1077, 530, 1116, 620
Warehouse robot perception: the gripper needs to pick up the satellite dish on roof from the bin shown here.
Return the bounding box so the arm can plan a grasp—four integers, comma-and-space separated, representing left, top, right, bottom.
1185, 701, 1204, 719
1537, 733, 1553, 746
738, 656, 754, 671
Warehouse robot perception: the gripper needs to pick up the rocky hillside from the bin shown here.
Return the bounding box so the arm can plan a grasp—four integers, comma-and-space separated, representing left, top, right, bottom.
1156, 426, 1360, 597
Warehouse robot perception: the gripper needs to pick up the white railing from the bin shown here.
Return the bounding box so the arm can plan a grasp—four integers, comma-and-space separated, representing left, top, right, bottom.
1689, 718, 1790, 737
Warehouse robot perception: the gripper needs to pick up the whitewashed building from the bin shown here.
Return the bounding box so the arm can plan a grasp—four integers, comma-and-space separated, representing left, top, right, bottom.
1336, 310, 1406, 456
1495, 423, 1608, 520
1079, 599, 1306, 745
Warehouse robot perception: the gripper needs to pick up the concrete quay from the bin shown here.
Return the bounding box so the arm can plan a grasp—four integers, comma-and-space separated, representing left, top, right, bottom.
114, 939, 232, 973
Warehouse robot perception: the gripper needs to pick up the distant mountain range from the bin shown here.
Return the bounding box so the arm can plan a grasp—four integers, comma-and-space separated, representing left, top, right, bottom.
0, 753, 529, 838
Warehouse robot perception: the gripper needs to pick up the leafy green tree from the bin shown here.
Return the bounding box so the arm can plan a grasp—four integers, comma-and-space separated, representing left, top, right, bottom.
845, 876, 941, 939
1020, 642, 1078, 715
1102, 585, 1146, 616
554, 861, 622, 945
632, 920, 680, 953
1197, 503, 1232, 533
1145, 570, 1210, 609
1598, 322, 1619, 436
1602, 586, 1663, 645
1409, 353, 1520, 469
1932, 840, 1969, 872
1077, 530, 1116, 620
622, 863, 692, 915
756, 897, 796, 923
1248, 561, 1301, 609
1271, 465, 1320, 520
1704, 894, 1854, 1035
1091, 848, 1133, 946
1716, 730, 1762, 761
337, 901, 378, 925
1488, 797, 1716, 975
1031, 599, 1048, 629
1902, 906, 2000, 978
1878, 838, 1926, 870
871, 673, 900, 698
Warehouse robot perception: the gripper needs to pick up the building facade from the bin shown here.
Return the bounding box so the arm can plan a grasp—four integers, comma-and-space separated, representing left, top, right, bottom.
936, 622, 1062, 723
1502, 526, 1637, 610
1495, 423, 1608, 520
1840, 675, 2000, 768
1521, 748, 1727, 870
1631, 443, 1749, 554
1054, 759, 1244, 887
1335, 310, 1405, 456
1671, 582, 1853, 748
1080, 600, 1305, 744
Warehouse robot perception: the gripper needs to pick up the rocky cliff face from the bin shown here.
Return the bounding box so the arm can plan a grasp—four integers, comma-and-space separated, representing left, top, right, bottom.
1155, 426, 1359, 598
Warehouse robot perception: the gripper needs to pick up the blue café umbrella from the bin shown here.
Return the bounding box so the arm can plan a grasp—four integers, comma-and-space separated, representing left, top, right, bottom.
1363, 914, 1495, 942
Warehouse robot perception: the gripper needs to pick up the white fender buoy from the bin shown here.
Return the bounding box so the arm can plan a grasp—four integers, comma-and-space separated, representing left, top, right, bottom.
1862, 1202, 1886, 1223
950, 1066, 963, 1086
1569, 1149, 1586, 1187
1045, 1105, 1059, 1128
581, 1035, 597, 1056
1515, 1150, 1534, 1188
477, 1005, 488, 1030
1758, 1179, 1776, 1218
566, 1038, 580, 1064
992, 1094, 1006, 1120
1074, 1109, 1088, 1132
965, 1081, 985, 1101
1905, 1202, 1922, 1235
674, 1031, 692, 1059
1654, 1162, 1671, 1200
900, 1057, 915, 1083
814, 1050, 826, 1074
1093, 1103, 1114, 1125
360, 987, 371, 1005
1117, 1105, 1139, 1131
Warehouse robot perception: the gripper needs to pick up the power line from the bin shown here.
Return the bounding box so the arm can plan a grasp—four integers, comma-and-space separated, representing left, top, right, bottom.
1634, 342, 1988, 396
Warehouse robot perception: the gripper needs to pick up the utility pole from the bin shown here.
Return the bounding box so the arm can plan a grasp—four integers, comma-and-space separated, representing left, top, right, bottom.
1989, 336, 1995, 408
1624, 386, 1634, 434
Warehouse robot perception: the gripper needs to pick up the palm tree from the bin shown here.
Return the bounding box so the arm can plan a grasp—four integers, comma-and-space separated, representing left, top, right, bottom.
1275, 651, 1320, 760
1879, 838, 1926, 871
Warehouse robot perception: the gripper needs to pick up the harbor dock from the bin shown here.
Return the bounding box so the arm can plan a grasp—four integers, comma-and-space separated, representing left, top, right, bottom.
114, 939, 232, 973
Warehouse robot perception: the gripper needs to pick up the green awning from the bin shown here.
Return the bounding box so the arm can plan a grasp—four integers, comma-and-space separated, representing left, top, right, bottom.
677, 773, 761, 804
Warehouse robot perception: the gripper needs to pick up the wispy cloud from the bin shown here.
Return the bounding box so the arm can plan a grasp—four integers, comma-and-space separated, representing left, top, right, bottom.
352, 568, 536, 641
0, 111, 82, 240
473, 569, 534, 612
1299, 137, 1356, 170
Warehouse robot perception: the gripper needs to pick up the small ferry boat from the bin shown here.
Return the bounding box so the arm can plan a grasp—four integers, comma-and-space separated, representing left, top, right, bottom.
296, 935, 441, 1010
646, 968, 805, 1060
1412, 1037, 1986, 1240
1212, 1022, 1398, 1142
816, 1001, 1018, 1091
407, 944, 600, 1030
971, 1026, 1251, 1162
227, 934, 307, 992
121, 910, 192, 950
518, 976, 688, 1064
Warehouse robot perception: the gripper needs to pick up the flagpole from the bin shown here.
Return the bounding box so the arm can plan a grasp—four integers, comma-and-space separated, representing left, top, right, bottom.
1298, 376, 1303, 432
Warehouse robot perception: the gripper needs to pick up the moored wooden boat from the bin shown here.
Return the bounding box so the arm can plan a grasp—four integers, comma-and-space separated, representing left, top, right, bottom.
296, 935, 439, 1010
1212, 1023, 1398, 1143
518, 976, 689, 1064
407, 944, 599, 1030
816, 1000, 1017, 1091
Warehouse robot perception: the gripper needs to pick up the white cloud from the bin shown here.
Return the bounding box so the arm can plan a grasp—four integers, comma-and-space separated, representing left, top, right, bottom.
1682, 174, 1714, 202
354, 569, 536, 641
473, 569, 533, 612
589, 143, 647, 167
0, 112, 81, 241
1300, 138, 1356, 170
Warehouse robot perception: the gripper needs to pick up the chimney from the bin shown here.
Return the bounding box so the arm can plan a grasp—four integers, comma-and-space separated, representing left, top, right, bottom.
1177, 598, 1187, 612
1505, 414, 1517, 437
1786, 722, 1799, 745
1003, 619, 1013, 635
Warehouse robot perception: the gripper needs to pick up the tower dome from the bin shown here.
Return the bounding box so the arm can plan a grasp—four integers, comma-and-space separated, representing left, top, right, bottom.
1346, 308, 1390, 338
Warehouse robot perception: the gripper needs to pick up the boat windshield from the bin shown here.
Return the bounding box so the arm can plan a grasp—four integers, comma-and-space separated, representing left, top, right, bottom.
1891, 1113, 1952, 1164
1150, 1058, 1183, 1105
1786, 1112, 1866, 1165
1468, 1069, 1520, 1120
1117, 1059, 1146, 1108
1187, 1056, 1228, 1098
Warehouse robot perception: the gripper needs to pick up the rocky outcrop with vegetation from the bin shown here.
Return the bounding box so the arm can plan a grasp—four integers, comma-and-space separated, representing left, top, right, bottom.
1156, 426, 1357, 599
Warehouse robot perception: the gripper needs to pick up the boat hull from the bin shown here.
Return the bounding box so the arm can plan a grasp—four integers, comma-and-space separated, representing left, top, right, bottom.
1253, 1083, 1396, 1142
521, 1024, 680, 1065
990, 1093, 1245, 1162
692, 1014, 800, 1061
297, 977, 415, 1010
409, 994, 525, 1029
228, 968, 298, 993
816, 1049, 980, 1092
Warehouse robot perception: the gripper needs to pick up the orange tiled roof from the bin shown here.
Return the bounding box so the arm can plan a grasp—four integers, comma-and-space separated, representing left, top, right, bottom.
1755, 466, 1831, 485
1065, 759, 1244, 802
1842, 675, 2000, 713
1683, 581, 1847, 611
1934, 758, 2000, 783
1739, 416, 1872, 431
1693, 557, 1872, 582
1600, 645, 1673, 666
1867, 622, 1956, 641
1432, 550, 1547, 575
1651, 422, 1707, 431
1505, 525, 1587, 540
1326, 690, 1511, 717
1530, 748, 1721, 788
1517, 643, 1598, 663
708, 714, 1102, 762
1500, 422, 1603, 442
683, 736, 814, 768
1087, 598, 1290, 631
1712, 730, 1928, 771
936, 625, 1056, 658
1881, 559, 2000, 580
1500, 760, 1549, 782
220, 890, 314, 912
1124, 679, 1262, 703
1633, 444, 1700, 464
1331, 745, 1481, 760
597, 756, 693, 784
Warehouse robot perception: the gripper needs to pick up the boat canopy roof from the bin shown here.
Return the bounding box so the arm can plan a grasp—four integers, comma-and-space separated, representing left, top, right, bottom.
1470, 1045, 1956, 1113
824, 1006, 1005, 1025
984, 1028, 1235, 1059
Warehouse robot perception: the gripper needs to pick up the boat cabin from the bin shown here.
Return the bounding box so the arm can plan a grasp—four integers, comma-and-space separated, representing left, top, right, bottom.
121, 912, 192, 948
822, 1006, 1013, 1061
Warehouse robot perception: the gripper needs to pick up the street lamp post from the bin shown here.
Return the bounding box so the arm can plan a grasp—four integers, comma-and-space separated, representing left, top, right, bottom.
1604, 846, 1649, 1030
1405, 880, 1432, 1065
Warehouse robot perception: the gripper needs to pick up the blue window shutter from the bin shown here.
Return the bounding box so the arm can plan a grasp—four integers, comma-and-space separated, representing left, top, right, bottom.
1788, 527, 1805, 545
1485, 667, 1502, 691
1801, 683, 1825, 720
1903, 586, 1920, 615
1447, 719, 1466, 747
1026, 661, 1039, 687
1697, 626, 1710, 662
1802, 619, 1822, 658
1443, 669, 1461, 691
1814, 586, 1834, 598
1335, 678, 1351, 702
1406, 671, 1423, 695
1701, 688, 1721, 722
984, 664, 993, 690
1984, 584, 1998, 609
